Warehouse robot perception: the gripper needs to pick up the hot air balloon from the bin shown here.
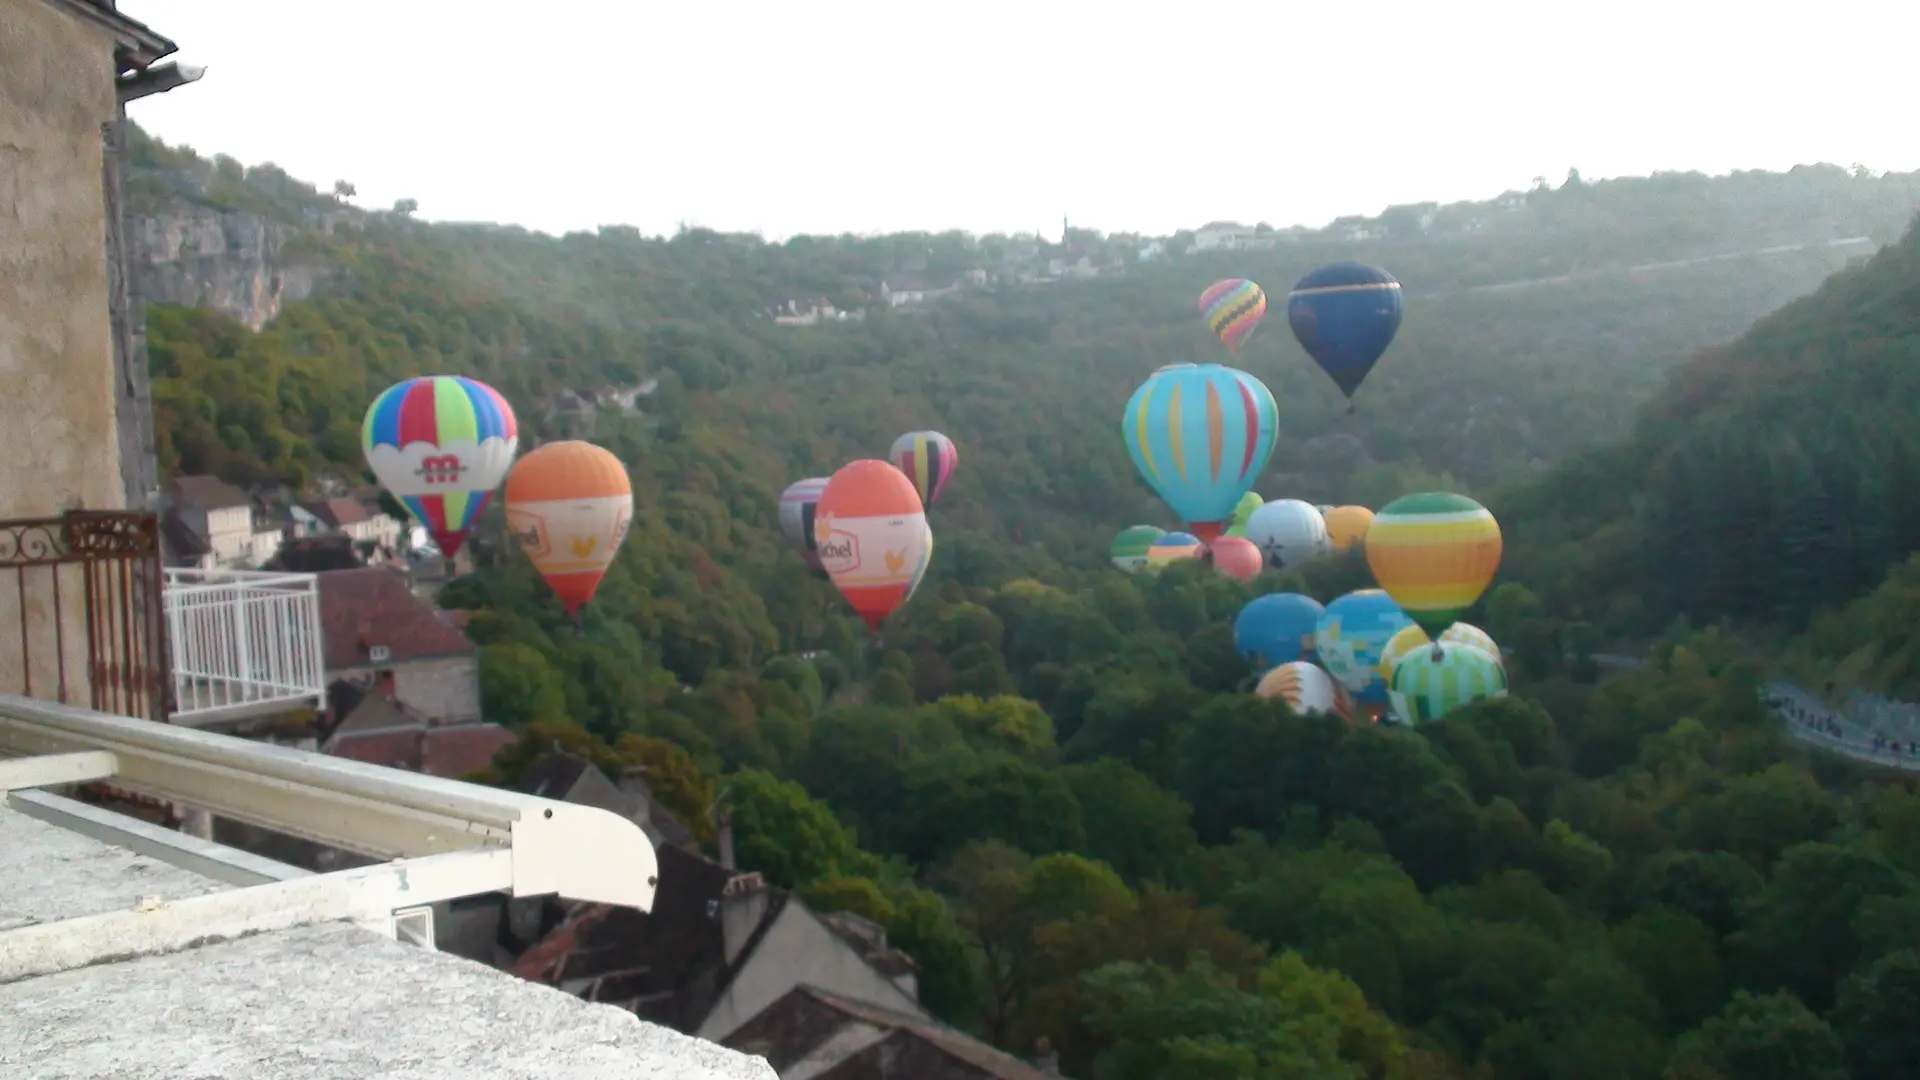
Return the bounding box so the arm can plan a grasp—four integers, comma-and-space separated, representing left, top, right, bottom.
1287, 262, 1403, 411
1382, 622, 1501, 679
362, 375, 519, 558
1146, 532, 1205, 568
814, 460, 932, 630
889, 430, 959, 510
1243, 500, 1331, 570
1256, 661, 1355, 722
1365, 492, 1503, 640
1110, 525, 1167, 571
504, 441, 632, 616
1234, 592, 1326, 670
1315, 589, 1414, 704
1323, 505, 1375, 551
1389, 641, 1508, 724
1210, 536, 1264, 583
1122, 364, 1278, 543
1198, 278, 1267, 352
1224, 491, 1264, 539
778, 478, 831, 577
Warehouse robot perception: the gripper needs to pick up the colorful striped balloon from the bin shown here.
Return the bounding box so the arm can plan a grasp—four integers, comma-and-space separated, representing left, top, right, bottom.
1381, 621, 1502, 680
1146, 532, 1205, 569
1110, 525, 1167, 571
1366, 492, 1504, 639
1122, 363, 1279, 542
1256, 660, 1356, 723
1224, 491, 1264, 538
362, 375, 519, 557
1199, 278, 1267, 351
778, 478, 831, 576
504, 441, 632, 616
1388, 640, 1508, 724
889, 430, 959, 510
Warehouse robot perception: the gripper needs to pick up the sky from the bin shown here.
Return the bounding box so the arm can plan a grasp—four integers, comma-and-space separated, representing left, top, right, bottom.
121, 0, 1920, 242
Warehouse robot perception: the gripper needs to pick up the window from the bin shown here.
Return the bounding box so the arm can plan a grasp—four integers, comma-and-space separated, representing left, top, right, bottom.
369, 645, 391, 662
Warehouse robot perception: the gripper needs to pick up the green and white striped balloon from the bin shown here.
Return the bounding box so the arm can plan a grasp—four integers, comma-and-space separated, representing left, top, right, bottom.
1388, 640, 1508, 724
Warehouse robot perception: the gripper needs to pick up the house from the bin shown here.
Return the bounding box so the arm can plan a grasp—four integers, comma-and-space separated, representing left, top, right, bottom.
315, 566, 481, 724
1190, 221, 1258, 252
301, 496, 402, 551
322, 689, 514, 780
725, 986, 1062, 1080
880, 278, 927, 307
164, 474, 258, 565
519, 751, 699, 852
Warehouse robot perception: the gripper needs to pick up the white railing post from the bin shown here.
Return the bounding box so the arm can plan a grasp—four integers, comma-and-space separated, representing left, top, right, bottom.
160, 569, 326, 725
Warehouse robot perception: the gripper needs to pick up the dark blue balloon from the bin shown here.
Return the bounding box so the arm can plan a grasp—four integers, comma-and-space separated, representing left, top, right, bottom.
1233, 592, 1326, 671
1286, 262, 1404, 400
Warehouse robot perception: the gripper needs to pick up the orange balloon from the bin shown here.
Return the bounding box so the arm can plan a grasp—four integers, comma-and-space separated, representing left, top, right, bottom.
1324, 505, 1375, 551
1209, 536, 1264, 583
504, 441, 632, 615
815, 460, 931, 631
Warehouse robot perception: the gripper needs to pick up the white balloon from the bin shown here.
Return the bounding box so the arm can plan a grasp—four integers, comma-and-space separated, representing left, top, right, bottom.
1243, 499, 1331, 570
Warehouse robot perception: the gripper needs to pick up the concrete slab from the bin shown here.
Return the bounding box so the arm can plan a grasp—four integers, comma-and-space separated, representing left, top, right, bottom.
0, 804, 227, 931
0, 921, 774, 1079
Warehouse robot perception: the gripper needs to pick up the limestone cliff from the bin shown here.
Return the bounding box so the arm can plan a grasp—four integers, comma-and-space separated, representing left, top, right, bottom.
129, 203, 342, 331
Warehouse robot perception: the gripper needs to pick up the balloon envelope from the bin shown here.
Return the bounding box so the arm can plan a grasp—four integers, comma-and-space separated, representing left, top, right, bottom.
504, 441, 632, 615
1389, 641, 1509, 723
362, 375, 519, 557
1323, 505, 1375, 551
1256, 661, 1355, 722
1224, 491, 1264, 538
1146, 532, 1205, 568
1198, 278, 1267, 351
1381, 621, 1501, 680
1122, 364, 1278, 542
1366, 491, 1504, 639
815, 460, 932, 630
1286, 262, 1403, 401
1110, 525, 1167, 571
889, 430, 959, 509
1234, 592, 1326, 670
1315, 589, 1415, 703
778, 478, 830, 573
1244, 499, 1331, 570
1210, 536, 1264, 582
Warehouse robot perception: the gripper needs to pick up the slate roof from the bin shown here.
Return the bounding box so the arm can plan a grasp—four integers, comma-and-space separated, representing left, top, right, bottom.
724, 984, 1060, 1080
168, 475, 250, 512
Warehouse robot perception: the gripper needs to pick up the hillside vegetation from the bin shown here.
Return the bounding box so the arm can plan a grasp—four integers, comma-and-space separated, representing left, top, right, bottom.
129, 123, 1920, 1080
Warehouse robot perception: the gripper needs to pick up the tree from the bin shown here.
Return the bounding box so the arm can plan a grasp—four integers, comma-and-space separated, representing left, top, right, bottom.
332, 179, 356, 198
722, 768, 881, 889
478, 643, 568, 728
1670, 990, 1846, 1080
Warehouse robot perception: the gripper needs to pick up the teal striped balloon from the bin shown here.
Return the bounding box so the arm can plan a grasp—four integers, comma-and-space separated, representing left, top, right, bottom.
1122, 363, 1279, 534
1388, 641, 1508, 724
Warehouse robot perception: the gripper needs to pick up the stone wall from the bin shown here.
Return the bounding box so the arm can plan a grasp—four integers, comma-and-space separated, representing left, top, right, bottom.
393, 656, 483, 724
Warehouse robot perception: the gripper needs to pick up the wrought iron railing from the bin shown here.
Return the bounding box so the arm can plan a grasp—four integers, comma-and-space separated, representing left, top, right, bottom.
162, 567, 325, 723
0, 511, 166, 723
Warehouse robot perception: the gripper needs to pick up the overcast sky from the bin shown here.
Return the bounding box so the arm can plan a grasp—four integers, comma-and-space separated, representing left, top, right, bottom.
121, 0, 1920, 241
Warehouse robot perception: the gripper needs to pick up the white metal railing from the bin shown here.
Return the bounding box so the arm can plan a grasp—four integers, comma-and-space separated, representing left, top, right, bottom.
0, 691, 660, 980
162, 568, 326, 724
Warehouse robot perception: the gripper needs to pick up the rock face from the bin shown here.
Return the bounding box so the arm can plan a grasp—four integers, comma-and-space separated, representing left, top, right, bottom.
129, 204, 339, 330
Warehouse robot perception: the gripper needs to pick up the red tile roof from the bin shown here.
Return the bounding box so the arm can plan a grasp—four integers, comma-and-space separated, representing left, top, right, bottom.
315, 567, 473, 670
168, 475, 250, 511
326, 722, 513, 778
421, 724, 516, 778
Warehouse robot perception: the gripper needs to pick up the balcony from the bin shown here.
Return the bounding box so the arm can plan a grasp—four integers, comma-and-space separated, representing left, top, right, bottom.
162, 568, 325, 726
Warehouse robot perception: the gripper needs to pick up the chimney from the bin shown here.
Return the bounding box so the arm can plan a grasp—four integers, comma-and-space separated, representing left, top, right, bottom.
716, 808, 735, 871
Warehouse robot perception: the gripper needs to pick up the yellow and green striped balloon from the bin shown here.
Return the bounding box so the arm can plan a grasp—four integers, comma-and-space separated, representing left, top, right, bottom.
1388, 640, 1508, 724
1365, 491, 1503, 639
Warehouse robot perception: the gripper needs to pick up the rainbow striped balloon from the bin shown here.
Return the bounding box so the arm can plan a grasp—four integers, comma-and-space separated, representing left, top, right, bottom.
1146, 531, 1205, 569
1365, 492, 1504, 639
362, 375, 519, 557
889, 430, 959, 510
1122, 363, 1279, 541
1199, 278, 1267, 351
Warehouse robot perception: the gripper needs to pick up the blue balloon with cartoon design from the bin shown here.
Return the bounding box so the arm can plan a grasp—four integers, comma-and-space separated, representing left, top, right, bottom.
1314, 588, 1414, 703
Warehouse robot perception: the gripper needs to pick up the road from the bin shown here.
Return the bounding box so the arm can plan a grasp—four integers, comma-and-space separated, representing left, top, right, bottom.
1582, 652, 1920, 772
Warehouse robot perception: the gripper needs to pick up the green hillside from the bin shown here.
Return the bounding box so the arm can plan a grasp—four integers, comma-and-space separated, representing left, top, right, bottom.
129, 124, 1920, 1080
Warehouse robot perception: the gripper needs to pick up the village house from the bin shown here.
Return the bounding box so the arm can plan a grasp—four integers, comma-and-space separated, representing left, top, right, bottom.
161, 474, 283, 567
1190, 220, 1259, 252
300, 496, 402, 551
480, 753, 1066, 1079
321, 680, 513, 780
315, 565, 482, 725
